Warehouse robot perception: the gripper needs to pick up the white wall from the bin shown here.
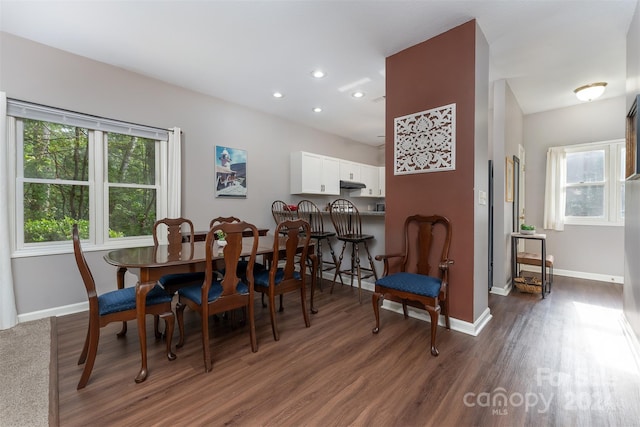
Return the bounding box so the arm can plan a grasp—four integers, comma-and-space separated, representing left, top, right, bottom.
473, 24, 490, 320
623, 0, 640, 347
524, 96, 626, 279
0, 33, 380, 315
491, 80, 524, 293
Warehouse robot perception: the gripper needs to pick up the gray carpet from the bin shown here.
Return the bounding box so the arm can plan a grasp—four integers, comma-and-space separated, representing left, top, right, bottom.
0, 318, 53, 427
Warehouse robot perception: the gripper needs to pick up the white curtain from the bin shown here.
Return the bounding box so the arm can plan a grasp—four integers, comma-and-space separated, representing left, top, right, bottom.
167, 127, 182, 218
543, 146, 566, 231
0, 92, 18, 329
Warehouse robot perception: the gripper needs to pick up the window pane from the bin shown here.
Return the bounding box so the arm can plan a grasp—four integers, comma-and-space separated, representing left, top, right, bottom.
566, 150, 604, 184
565, 185, 604, 217
23, 183, 89, 242
108, 134, 155, 185
23, 119, 88, 180
109, 187, 156, 237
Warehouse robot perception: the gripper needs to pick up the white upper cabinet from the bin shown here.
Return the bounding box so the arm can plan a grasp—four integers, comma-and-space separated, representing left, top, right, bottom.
339, 160, 361, 182
290, 151, 340, 195
378, 166, 386, 197
352, 164, 379, 197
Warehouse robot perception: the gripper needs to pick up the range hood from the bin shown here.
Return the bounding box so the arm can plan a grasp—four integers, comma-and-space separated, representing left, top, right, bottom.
340, 180, 366, 190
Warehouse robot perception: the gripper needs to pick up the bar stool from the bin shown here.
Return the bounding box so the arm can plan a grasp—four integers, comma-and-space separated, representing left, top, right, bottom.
329, 199, 378, 303
271, 200, 295, 228
296, 199, 344, 290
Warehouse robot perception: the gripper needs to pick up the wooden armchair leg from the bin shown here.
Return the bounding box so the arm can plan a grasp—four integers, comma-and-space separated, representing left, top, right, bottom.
78, 324, 90, 365
154, 315, 162, 339
372, 292, 383, 334
160, 311, 176, 361
176, 301, 186, 348
77, 322, 100, 390
269, 293, 279, 341
427, 307, 440, 357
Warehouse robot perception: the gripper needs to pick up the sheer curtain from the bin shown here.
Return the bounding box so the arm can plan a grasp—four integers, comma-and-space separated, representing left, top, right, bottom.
0, 92, 18, 329
155, 127, 182, 244
167, 127, 182, 218
543, 146, 566, 231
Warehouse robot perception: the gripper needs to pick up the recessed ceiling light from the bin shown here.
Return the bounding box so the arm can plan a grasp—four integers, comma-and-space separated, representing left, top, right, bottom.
272, 92, 284, 99
312, 107, 323, 113
311, 70, 326, 79
352, 91, 365, 99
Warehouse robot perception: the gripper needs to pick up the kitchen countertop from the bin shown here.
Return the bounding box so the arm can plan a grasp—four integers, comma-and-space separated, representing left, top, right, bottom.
318, 210, 385, 217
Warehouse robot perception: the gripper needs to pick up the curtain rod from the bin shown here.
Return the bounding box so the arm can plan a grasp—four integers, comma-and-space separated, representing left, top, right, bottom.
8, 97, 175, 134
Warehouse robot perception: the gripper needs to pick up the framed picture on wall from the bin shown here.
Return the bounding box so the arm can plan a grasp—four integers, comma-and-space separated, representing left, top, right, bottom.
626, 95, 639, 180
505, 157, 514, 202
215, 146, 247, 197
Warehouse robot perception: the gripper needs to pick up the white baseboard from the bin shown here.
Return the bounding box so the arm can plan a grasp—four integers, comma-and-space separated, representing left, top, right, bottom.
18, 301, 88, 323
326, 272, 492, 336
381, 301, 492, 336
519, 265, 623, 284
490, 284, 512, 296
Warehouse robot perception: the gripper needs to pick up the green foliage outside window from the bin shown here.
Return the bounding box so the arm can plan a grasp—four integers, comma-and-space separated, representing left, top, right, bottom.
22, 119, 156, 243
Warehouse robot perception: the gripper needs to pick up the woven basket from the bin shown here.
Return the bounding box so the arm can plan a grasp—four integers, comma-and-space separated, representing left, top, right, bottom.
514, 276, 542, 294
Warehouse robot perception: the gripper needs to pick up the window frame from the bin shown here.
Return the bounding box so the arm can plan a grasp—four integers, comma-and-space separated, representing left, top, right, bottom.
562, 139, 625, 227
7, 100, 171, 257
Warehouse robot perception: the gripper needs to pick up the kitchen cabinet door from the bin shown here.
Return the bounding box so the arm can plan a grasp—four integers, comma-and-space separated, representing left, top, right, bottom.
378, 166, 385, 197
339, 160, 361, 182
290, 151, 339, 195
353, 164, 379, 197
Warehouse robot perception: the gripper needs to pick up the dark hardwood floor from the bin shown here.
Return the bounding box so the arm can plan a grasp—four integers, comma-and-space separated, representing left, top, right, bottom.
56, 276, 640, 426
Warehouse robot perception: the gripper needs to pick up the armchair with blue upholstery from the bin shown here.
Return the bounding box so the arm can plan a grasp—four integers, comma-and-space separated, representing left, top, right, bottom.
372, 215, 453, 356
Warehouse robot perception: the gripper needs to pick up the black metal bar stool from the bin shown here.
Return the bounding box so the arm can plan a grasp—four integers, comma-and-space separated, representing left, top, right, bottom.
329, 199, 378, 303
296, 200, 343, 291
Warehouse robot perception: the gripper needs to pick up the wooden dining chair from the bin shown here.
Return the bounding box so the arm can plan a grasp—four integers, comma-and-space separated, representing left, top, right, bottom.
253, 219, 312, 341
175, 221, 260, 372
372, 215, 453, 356
72, 224, 175, 389
209, 216, 241, 229
153, 217, 206, 294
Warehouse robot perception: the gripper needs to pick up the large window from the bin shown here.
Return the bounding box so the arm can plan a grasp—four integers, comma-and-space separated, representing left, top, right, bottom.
563, 140, 624, 225
8, 100, 174, 256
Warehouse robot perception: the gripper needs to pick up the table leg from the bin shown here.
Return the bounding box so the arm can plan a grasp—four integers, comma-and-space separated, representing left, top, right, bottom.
135, 281, 154, 383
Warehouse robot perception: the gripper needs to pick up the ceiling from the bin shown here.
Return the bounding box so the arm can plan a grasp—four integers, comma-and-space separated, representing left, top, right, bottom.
0, 1, 637, 146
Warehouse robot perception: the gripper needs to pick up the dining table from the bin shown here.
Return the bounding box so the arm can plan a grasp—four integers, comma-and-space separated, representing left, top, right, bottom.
104, 234, 317, 383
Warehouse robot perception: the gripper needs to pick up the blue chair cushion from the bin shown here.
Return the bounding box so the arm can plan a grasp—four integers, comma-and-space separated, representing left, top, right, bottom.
98, 285, 172, 316
177, 280, 249, 306
158, 272, 205, 289
254, 268, 301, 287
219, 261, 265, 279
375, 272, 442, 298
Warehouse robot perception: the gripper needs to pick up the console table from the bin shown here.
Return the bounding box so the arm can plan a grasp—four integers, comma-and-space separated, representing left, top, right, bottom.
511, 232, 551, 298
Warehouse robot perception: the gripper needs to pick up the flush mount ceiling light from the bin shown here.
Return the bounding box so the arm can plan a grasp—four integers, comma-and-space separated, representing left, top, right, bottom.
311, 70, 326, 79
574, 82, 607, 102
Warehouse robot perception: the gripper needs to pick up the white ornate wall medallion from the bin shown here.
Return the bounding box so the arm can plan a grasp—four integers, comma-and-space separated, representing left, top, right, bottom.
394, 103, 456, 175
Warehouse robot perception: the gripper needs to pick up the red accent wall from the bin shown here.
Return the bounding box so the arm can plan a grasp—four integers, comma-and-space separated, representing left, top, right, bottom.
385, 20, 477, 322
